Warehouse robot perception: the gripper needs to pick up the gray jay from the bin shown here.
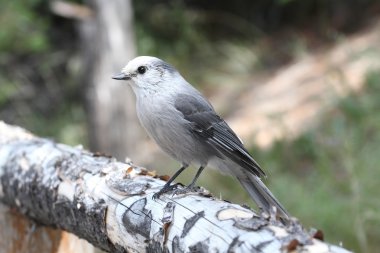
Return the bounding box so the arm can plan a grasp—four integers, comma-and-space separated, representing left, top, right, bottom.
112, 56, 289, 219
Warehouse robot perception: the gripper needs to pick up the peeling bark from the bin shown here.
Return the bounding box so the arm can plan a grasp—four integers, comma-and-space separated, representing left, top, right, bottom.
0, 122, 351, 253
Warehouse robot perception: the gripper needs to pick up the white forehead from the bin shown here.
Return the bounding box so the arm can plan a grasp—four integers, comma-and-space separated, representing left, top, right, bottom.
122, 56, 161, 73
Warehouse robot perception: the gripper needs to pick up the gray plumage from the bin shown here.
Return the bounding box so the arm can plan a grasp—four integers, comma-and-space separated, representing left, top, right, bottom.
112, 56, 289, 219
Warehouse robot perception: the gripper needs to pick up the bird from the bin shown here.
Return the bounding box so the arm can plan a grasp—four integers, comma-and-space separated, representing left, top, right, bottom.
112, 56, 289, 219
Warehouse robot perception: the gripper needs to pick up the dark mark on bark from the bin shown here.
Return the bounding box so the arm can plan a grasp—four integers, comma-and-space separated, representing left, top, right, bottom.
114, 243, 129, 253
312, 229, 324, 241
145, 178, 156, 183
148, 227, 171, 253
227, 236, 243, 253
181, 211, 205, 238
286, 239, 299, 251
172, 236, 185, 253
93, 151, 113, 158
146, 240, 170, 253
255, 240, 272, 252
234, 217, 268, 231
122, 198, 152, 238
189, 238, 210, 253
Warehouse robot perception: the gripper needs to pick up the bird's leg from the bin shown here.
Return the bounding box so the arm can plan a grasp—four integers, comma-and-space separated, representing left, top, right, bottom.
172, 166, 205, 196
152, 164, 188, 199
187, 166, 205, 189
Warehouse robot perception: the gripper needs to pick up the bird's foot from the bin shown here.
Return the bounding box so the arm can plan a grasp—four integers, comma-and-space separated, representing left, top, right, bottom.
152, 183, 181, 200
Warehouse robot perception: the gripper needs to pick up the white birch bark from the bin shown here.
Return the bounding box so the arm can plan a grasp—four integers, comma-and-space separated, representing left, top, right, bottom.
0, 122, 351, 253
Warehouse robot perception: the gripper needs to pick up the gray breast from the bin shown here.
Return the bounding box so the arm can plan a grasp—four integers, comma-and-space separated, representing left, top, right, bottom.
136, 98, 212, 166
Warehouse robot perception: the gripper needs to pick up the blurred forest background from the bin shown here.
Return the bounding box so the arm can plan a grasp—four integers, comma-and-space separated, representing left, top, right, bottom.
1, 0, 380, 252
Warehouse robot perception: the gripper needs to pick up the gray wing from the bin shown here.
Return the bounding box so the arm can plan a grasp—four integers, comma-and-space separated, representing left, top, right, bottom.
175, 93, 266, 178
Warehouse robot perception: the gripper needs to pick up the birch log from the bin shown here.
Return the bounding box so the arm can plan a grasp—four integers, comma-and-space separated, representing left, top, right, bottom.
0, 122, 351, 253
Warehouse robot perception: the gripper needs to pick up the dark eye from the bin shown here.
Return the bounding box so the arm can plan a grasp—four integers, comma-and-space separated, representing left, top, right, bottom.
137, 66, 146, 74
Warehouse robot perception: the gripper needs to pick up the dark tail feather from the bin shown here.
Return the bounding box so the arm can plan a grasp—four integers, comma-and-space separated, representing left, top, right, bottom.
237, 174, 289, 220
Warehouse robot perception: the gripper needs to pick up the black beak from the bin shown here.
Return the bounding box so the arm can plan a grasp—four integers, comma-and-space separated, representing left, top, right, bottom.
112, 73, 130, 80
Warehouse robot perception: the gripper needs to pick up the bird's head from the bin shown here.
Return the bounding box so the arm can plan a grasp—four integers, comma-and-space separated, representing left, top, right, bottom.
112, 56, 180, 94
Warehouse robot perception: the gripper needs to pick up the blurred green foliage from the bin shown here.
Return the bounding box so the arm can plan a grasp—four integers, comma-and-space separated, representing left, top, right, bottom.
0, 1, 49, 53
1, 0, 378, 140
0, 0, 86, 145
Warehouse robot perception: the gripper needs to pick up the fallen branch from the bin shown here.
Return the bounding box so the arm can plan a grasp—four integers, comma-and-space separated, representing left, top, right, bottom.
0, 122, 350, 253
